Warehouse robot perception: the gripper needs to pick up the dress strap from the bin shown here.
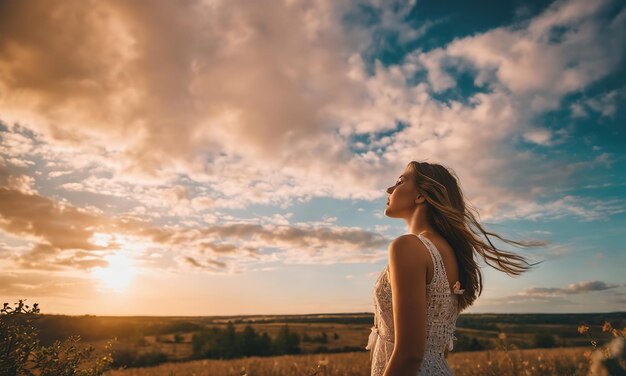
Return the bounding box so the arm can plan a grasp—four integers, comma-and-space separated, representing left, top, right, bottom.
412, 233, 444, 285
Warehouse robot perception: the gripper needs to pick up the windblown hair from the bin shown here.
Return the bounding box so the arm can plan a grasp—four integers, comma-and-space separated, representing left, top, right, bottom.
408, 161, 544, 312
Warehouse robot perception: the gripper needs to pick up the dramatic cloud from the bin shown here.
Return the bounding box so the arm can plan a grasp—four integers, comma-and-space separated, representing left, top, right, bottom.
1, 0, 623, 219
0, 168, 389, 276
0, 0, 624, 314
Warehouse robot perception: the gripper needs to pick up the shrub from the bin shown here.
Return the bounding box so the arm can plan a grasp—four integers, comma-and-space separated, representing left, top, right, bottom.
0, 299, 114, 376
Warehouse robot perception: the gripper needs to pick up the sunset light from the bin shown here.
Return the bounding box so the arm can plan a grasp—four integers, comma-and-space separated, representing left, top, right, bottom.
91, 252, 136, 293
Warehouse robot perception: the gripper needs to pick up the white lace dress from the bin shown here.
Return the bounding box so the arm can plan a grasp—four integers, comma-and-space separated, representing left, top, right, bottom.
366, 233, 463, 376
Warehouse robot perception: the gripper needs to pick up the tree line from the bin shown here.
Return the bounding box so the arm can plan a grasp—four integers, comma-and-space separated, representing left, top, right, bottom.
191, 322, 300, 359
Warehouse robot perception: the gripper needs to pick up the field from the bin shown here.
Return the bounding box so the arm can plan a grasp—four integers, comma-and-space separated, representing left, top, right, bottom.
103, 346, 591, 376
25, 312, 625, 375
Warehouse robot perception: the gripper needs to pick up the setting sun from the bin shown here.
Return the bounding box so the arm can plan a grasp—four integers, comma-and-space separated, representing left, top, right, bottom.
91, 252, 136, 292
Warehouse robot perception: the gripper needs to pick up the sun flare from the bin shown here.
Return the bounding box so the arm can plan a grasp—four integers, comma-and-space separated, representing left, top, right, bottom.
91, 252, 136, 292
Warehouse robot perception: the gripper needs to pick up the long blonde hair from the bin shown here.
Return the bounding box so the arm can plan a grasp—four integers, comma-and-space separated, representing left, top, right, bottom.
408, 161, 544, 312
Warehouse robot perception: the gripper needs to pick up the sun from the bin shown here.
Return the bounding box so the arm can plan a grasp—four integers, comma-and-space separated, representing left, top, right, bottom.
91, 252, 136, 292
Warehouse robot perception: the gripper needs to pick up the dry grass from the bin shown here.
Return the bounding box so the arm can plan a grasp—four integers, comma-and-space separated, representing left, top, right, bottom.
100, 319, 625, 376
104, 346, 593, 376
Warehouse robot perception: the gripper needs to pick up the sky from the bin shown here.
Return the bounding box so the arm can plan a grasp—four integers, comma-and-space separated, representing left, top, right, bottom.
0, 0, 625, 316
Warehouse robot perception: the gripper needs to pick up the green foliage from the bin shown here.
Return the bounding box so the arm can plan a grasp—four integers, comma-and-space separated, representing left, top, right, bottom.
0, 300, 114, 376
0, 300, 40, 376
274, 325, 301, 354
191, 323, 299, 359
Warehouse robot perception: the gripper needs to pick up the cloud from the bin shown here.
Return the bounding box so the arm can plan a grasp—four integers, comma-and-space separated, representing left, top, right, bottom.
439, 0, 625, 104
0, 0, 371, 187
571, 89, 623, 119
0, 272, 97, 298
472, 278, 626, 312
0, 0, 624, 224
519, 280, 623, 297
0, 169, 390, 274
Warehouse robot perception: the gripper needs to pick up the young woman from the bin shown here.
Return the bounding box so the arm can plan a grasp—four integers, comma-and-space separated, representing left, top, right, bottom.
366, 161, 541, 375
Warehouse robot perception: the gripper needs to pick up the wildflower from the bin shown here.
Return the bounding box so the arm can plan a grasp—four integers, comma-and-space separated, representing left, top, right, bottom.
612, 329, 620, 337
602, 321, 612, 332
578, 324, 590, 334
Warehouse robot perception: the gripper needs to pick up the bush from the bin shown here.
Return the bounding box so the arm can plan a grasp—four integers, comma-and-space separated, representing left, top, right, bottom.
0, 299, 115, 376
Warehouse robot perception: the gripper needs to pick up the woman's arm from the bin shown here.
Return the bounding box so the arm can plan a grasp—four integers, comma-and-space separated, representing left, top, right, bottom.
383, 235, 429, 376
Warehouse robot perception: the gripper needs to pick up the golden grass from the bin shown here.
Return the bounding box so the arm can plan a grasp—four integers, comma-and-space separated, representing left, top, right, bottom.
99, 319, 625, 375
104, 346, 592, 376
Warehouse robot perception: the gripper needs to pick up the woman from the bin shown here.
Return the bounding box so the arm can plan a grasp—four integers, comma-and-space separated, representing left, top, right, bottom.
366, 161, 542, 375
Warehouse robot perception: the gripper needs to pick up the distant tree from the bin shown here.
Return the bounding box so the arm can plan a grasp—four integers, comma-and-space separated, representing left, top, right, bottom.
274, 325, 301, 354
258, 332, 273, 356
173, 333, 184, 343
241, 325, 259, 355
221, 321, 239, 358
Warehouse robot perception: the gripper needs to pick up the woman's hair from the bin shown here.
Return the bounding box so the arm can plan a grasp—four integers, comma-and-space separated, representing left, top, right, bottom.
408, 161, 544, 312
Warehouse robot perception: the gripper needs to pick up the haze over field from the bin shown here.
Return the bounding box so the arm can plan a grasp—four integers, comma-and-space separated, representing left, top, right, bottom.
0, 0, 625, 316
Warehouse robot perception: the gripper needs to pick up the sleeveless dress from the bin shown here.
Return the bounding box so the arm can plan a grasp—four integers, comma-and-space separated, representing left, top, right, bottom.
366, 233, 464, 376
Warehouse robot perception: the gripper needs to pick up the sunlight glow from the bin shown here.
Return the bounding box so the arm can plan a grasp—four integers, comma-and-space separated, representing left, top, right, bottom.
91, 252, 136, 293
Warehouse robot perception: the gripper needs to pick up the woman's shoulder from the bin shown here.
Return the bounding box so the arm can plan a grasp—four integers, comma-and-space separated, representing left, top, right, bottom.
388, 234, 431, 263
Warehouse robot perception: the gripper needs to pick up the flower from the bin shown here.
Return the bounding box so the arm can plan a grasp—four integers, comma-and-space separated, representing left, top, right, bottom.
578, 324, 590, 334
612, 329, 620, 337
498, 332, 507, 340
602, 321, 612, 332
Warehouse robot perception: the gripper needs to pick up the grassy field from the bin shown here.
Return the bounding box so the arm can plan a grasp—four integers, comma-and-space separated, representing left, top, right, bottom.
29, 312, 624, 374
103, 346, 591, 376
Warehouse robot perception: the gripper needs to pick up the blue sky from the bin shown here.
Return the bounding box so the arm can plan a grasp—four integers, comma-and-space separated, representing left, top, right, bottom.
0, 0, 624, 315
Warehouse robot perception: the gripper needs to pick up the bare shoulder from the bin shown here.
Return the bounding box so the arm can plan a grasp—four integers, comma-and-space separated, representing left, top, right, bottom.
388, 234, 430, 266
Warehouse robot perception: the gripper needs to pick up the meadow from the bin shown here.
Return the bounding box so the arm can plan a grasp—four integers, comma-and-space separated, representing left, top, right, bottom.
7, 309, 624, 375
103, 346, 592, 376
78, 313, 626, 375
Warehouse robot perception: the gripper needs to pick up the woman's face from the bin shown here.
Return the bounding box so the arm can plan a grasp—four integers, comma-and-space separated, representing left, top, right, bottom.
385, 168, 421, 218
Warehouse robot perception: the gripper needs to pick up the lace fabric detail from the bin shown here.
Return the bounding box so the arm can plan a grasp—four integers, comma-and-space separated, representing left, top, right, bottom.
367, 234, 461, 376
